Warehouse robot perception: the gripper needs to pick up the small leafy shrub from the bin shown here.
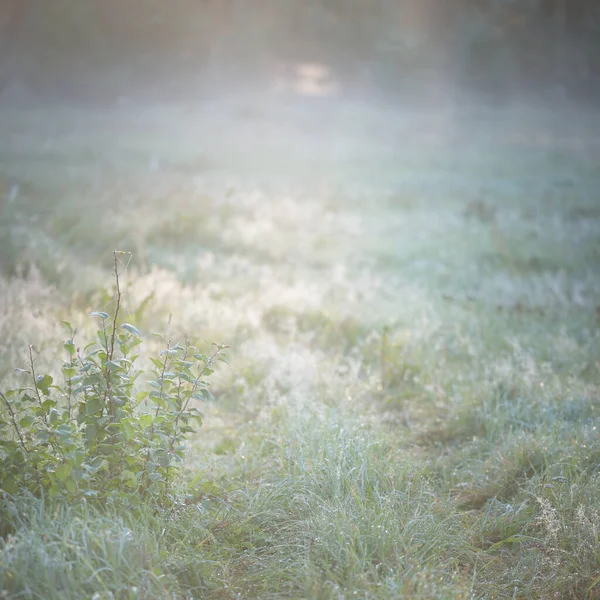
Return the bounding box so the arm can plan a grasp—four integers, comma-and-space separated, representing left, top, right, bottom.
0, 251, 228, 505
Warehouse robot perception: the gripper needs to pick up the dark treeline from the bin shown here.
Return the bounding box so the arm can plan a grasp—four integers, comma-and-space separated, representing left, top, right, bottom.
1, 0, 599, 104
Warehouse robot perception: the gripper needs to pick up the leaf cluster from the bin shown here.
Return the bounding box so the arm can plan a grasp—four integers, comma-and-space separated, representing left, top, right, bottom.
0, 252, 228, 507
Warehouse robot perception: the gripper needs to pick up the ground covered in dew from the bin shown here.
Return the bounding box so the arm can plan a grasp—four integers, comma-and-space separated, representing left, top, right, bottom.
0, 98, 600, 599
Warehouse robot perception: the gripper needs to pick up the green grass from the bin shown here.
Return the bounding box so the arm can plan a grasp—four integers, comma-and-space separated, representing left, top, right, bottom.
1, 101, 600, 599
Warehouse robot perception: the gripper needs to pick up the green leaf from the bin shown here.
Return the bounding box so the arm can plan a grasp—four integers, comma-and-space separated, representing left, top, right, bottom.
55, 463, 71, 482
135, 391, 149, 403
194, 389, 215, 402
35, 374, 53, 396
121, 323, 140, 337
86, 396, 104, 416
42, 398, 57, 411
56, 422, 72, 436
1, 475, 18, 495
150, 358, 165, 370
89, 311, 110, 320
19, 415, 35, 428
65, 478, 77, 494
63, 366, 76, 378
157, 454, 172, 467
85, 423, 99, 446
36, 429, 50, 444
85, 456, 107, 473
98, 443, 116, 455
122, 470, 138, 489
49, 408, 59, 426
161, 349, 179, 358
63, 339, 76, 356
187, 408, 203, 426
139, 414, 153, 429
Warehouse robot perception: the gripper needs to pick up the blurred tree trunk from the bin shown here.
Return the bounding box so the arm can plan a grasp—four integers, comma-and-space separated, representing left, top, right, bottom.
552, 0, 567, 93
540, 0, 589, 95
0, 0, 31, 95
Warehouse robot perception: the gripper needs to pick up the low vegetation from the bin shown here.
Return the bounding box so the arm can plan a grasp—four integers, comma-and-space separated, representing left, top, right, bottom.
1, 103, 599, 599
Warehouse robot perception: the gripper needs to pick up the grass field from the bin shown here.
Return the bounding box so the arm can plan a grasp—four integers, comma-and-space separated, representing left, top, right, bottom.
1, 98, 599, 599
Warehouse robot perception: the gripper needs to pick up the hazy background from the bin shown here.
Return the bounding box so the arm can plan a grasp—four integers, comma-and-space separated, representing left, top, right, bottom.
1, 0, 600, 108
2, 4, 600, 599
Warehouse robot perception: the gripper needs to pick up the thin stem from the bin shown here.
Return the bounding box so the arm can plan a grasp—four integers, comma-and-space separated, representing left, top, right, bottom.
65, 370, 72, 420
146, 339, 171, 481
29, 346, 49, 429
0, 391, 29, 453
171, 344, 224, 445
175, 343, 190, 410
76, 348, 104, 417
104, 251, 128, 420
155, 340, 171, 419
108, 250, 122, 363
65, 331, 77, 421
28, 346, 64, 458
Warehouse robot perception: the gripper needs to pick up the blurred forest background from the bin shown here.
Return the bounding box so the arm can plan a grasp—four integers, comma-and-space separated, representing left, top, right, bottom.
0, 0, 599, 106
